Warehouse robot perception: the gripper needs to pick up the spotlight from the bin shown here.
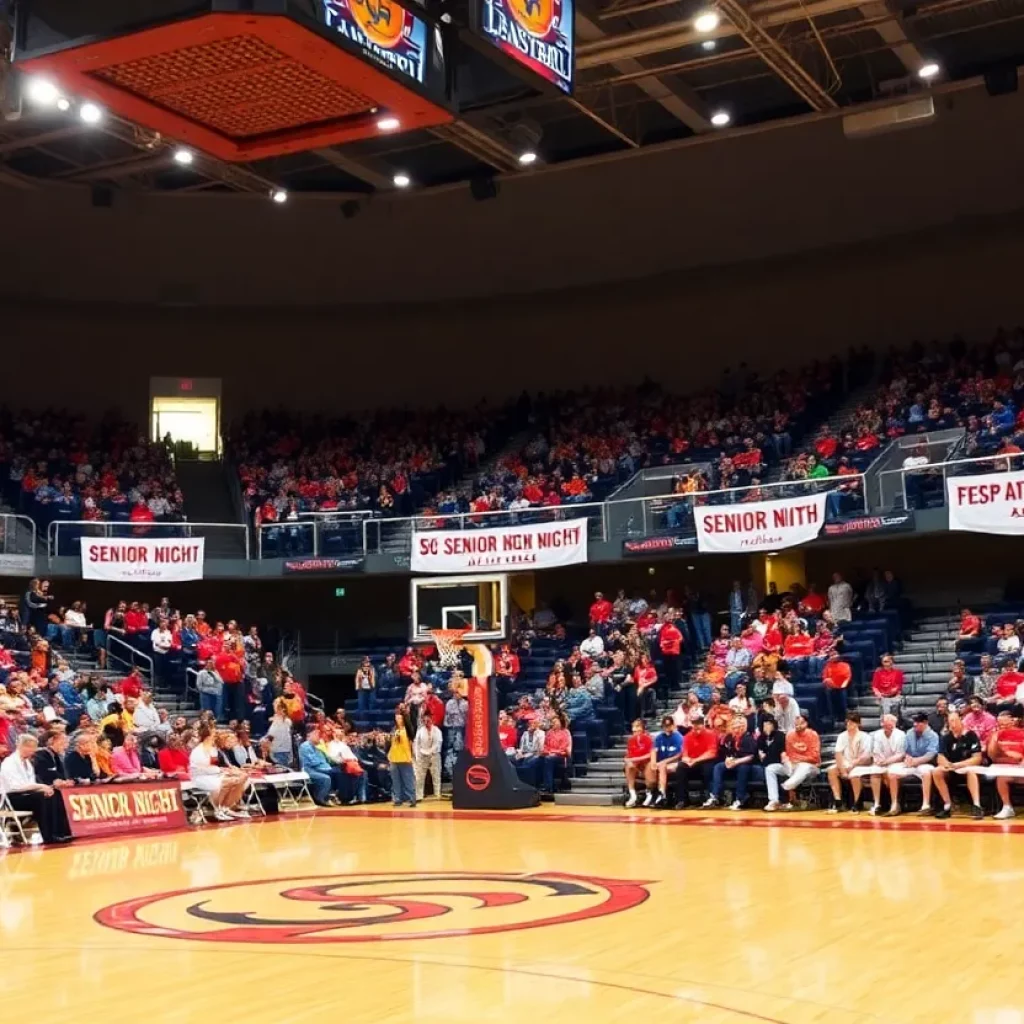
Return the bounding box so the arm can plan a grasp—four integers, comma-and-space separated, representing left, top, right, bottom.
173, 147, 194, 166
918, 62, 940, 80
393, 172, 411, 188
518, 150, 538, 165
702, 39, 717, 51
79, 102, 103, 125
376, 116, 401, 131
710, 110, 731, 126
271, 189, 288, 203
25, 77, 59, 106
694, 9, 720, 32
56, 97, 71, 112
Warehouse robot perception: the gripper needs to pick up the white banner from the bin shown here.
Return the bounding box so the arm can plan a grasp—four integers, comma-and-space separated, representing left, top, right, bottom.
947, 469, 1024, 535
411, 521, 588, 573
695, 493, 829, 553
82, 538, 205, 582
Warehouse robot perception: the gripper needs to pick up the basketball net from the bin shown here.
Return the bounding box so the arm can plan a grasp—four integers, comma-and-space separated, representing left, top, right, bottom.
429, 628, 471, 670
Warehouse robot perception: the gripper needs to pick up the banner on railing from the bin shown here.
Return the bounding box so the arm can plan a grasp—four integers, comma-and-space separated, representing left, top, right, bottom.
61, 781, 187, 839
82, 538, 205, 582
823, 511, 915, 537
947, 470, 1024, 535
694, 493, 829, 554
0, 554, 35, 574
411, 521, 587, 573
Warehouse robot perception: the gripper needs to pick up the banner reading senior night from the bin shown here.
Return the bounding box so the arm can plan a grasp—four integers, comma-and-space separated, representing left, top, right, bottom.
947, 468, 1024, 534
82, 537, 205, 582
694, 492, 829, 553
411, 521, 587, 573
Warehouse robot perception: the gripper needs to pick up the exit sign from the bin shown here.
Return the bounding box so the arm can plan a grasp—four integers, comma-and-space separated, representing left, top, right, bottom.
335, 587, 346, 598
179, 378, 194, 391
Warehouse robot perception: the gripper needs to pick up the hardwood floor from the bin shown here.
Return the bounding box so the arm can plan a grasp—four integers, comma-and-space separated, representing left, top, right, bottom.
2, 806, 1022, 1023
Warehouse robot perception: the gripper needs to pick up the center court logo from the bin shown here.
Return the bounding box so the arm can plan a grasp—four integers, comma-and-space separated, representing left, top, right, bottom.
95, 871, 652, 943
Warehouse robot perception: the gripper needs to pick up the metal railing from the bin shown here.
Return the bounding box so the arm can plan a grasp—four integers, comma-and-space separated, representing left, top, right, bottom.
48, 519, 250, 561
256, 510, 374, 559
0, 513, 37, 557
105, 633, 154, 681
877, 450, 1024, 511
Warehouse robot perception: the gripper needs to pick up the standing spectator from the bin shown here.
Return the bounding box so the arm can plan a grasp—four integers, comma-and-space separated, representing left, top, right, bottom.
150, 618, 173, 687
827, 572, 854, 622
589, 592, 613, 628
387, 708, 417, 807
987, 710, 1024, 819
706, 715, 757, 809
623, 719, 654, 808
413, 711, 443, 801
354, 656, 375, 714
923, 710, 984, 819
404, 672, 428, 731
196, 657, 224, 722
215, 645, 246, 722
264, 698, 294, 767
728, 581, 745, 636
885, 713, 940, 817
764, 714, 820, 811
826, 711, 873, 812
645, 715, 683, 808
658, 617, 683, 693
822, 651, 853, 727
674, 716, 719, 809
871, 654, 905, 721
863, 714, 907, 815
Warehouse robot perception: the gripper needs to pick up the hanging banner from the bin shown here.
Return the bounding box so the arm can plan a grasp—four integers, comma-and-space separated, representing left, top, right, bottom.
411, 521, 587, 573
60, 782, 187, 839
82, 538, 205, 582
947, 470, 1024, 534
694, 493, 829, 554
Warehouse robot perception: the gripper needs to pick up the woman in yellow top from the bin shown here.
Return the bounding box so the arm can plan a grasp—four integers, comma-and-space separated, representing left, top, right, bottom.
388, 707, 416, 807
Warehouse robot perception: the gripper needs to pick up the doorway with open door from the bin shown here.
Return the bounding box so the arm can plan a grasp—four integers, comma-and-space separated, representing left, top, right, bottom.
150, 377, 222, 458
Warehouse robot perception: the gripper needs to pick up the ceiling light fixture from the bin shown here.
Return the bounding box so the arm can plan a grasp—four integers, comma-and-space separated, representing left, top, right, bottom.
25, 77, 60, 106
393, 172, 411, 188
918, 62, 941, 80
56, 97, 71, 112
173, 147, 194, 166
376, 116, 401, 131
518, 150, 538, 165
79, 102, 103, 125
271, 188, 288, 203
710, 110, 731, 126
702, 39, 717, 51
694, 9, 720, 32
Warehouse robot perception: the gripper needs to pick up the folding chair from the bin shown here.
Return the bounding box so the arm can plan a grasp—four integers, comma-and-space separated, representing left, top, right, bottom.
268, 771, 313, 809
179, 782, 214, 826
0, 786, 37, 846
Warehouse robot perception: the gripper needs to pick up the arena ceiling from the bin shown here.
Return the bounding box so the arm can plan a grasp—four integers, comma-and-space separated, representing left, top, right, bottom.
0, 0, 1022, 197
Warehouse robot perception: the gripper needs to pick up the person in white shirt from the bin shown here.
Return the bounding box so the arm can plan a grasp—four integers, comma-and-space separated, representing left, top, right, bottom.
413, 711, 443, 801
131, 691, 161, 735
773, 692, 800, 734
849, 715, 907, 815
1, 734, 71, 844
826, 711, 874, 812
580, 630, 605, 660
997, 624, 1021, 657
828, 573, 854, 622
325, 733, 368, 803
150, 620, 174, 688
188, 721, 248, 821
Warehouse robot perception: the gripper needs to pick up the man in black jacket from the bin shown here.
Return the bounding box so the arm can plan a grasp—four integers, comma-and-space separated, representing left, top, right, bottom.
33, 730, 72, 788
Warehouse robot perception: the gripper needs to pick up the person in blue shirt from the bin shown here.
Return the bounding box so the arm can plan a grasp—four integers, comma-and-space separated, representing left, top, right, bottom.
644, 716, 683, 808
565, 679, 595, 723
884, 713, 939, 817
298, 726, 345, 806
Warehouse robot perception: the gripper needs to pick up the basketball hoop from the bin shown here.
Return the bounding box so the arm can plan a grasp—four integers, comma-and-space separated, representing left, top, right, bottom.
429, 628, 470, 670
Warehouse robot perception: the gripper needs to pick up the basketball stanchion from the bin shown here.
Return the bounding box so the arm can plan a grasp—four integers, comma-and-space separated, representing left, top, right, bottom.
430, 629, 539, 811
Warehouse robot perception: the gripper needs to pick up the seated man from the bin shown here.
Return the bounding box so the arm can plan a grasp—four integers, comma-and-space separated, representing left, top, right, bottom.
674, 716, 719, 809
984, 709, 1024, 820
623, 718, 654, 809
885, 713, 939, 817
298, 726, 345, 806
924, 710, 984, 819
764, 714, 820, 811
705, 715, 757, 810
852, 714, 906, 815
645, 715, 683, 808
962, 694, 997, 747
826, 711, 873, 812
0, 733, 71, 844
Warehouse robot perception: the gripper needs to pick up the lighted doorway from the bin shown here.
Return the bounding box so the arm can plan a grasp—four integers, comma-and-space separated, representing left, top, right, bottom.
149, 378, 222, 456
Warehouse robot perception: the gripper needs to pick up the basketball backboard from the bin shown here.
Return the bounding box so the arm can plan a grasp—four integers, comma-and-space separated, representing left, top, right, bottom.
410, 574, 508, 644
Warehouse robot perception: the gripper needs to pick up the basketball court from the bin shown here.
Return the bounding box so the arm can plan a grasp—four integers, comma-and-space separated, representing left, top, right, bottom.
3, 807, 1022, 1023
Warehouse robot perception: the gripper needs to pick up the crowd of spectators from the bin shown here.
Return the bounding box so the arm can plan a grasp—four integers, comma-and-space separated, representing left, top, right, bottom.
0, 408, 182, 533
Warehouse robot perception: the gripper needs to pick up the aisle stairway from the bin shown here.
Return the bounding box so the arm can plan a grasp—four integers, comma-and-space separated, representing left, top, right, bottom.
175, 459, 247, 558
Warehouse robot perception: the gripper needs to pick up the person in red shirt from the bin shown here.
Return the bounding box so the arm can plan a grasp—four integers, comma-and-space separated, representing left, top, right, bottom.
797, 585, 826, 617
537, 712, 572, 794
871, 654, 905, 721
822, 651, 853, 726
783, 628, 814, 661
215, 646, 245, 721
634, 656, 658, 717
497, 711, 517, 753
157, 732, 190, 777
116, 666, 144, 700
589, 592, 613, 626
988, 710, 1024, 819
495, 645, 521, 690
994, 662, 1024, 707
674, 716, 719, 809
956, 608, 982, 650
658, 618, 683, 691
124, 602, 148, 634
623, 719, 654, 808
424, 685, 445, 732
398, 647, 420, 680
